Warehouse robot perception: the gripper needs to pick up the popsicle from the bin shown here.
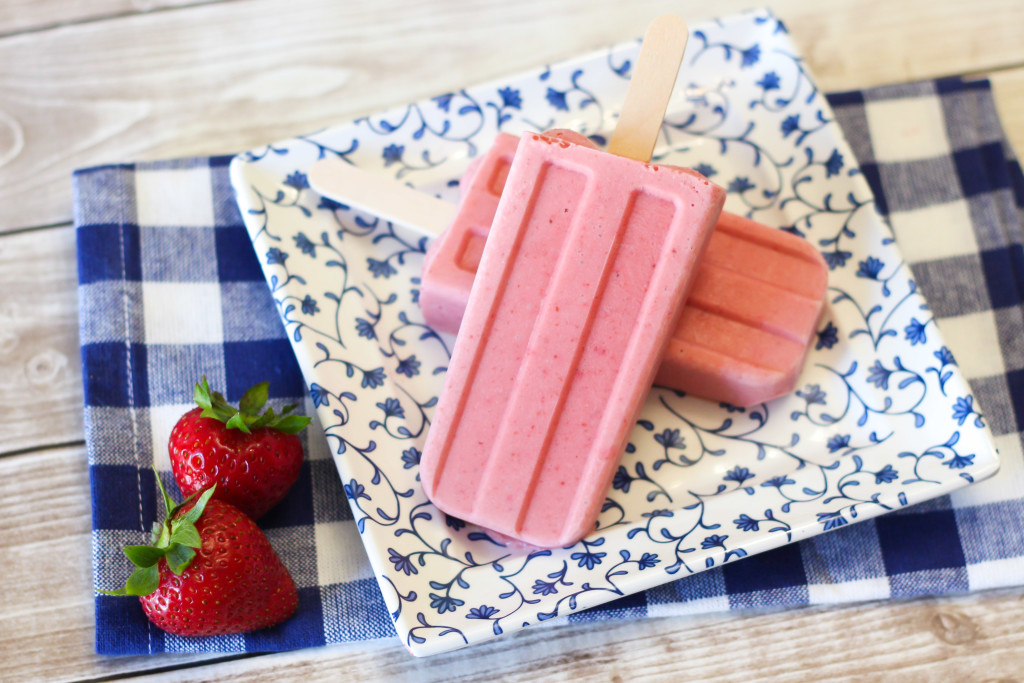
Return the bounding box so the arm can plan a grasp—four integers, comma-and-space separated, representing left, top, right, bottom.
309, 132, 829, 407
424, 132, 827, 406
422, 15, 726, 547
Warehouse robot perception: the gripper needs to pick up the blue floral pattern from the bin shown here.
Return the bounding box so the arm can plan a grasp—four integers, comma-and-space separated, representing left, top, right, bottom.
230, 10, 999, 656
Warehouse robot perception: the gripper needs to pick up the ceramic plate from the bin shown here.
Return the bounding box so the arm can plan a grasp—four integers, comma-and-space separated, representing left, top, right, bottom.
230, 9, 1000, 655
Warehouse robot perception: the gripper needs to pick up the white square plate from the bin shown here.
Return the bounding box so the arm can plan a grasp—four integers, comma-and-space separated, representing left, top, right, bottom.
230, 10, 999, 655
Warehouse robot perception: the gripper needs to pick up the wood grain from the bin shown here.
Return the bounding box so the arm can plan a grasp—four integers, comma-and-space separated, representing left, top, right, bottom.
0, 0, 223, 37
1, 0, 1023, 232
0, 226, 84, 455
124, 590, 1024, 682
988, 68, 1024, 156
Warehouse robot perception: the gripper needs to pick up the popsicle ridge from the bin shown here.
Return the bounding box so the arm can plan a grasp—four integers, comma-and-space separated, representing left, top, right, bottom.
422, 157, 588, 504
694, 262, 824, 304
669, 308, 806, 370
484, 171, 632, 533
686, 265, 823, 343
699, 229, 826, 297
520, 186, 704, 544
418, 133, 521, 335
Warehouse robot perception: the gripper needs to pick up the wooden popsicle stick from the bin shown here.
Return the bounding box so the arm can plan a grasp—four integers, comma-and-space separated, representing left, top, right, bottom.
606, 14, 689, 162
308, 157, 456, 236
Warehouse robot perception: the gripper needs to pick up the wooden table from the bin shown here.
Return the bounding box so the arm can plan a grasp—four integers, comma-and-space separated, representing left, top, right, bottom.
2, 1, 1023, 680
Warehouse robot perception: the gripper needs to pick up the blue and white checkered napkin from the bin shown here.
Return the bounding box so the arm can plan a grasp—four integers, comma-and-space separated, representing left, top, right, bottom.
75, 77, 1024, 656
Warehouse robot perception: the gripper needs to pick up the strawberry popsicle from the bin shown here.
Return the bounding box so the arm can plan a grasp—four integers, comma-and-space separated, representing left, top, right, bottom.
309, 132, 828, 407
420, 15, 727, 547
419, 132, 828, 406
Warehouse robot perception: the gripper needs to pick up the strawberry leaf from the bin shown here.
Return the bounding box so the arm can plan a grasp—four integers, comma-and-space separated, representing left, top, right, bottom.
169, 521, 201, 549
225, 412, 251, 433
124, 545, 166, 568
239, 381, 269, 416
154, 519, 171, 549
269, 414, 313, 434
178, 485, 217, 526
125, 564, 160, 596
250, 407, 276, 430
194, 376, 214, 410
166, 489, 199, 520
154, 472, 176, 522
165, 543, 196, 575
200, 405, 230, 422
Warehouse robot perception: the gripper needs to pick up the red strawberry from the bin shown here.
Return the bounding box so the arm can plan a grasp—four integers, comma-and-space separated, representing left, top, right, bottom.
169, 377, 311, 520
102, 481, 298, 636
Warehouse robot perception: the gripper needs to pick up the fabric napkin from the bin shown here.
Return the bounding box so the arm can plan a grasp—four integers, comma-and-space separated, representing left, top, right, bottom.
75, 77, 1024, 656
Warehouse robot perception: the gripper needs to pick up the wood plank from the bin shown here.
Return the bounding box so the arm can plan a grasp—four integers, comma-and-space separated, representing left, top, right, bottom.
0, 225, 84, 455
123, 590, 1024, 681
3, 444, 1024, 681
988, 68, 1024, 157
1, 0, 1023, 233
0, 0, 223, 37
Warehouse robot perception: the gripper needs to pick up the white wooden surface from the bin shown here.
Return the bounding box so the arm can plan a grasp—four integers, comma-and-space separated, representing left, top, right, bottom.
1, 1, 1023, 680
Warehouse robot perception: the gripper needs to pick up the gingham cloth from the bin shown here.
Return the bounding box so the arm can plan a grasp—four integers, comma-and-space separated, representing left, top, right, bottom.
75, 77, 1024, 656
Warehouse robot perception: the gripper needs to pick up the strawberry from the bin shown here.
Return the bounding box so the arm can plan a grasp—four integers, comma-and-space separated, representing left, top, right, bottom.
101, 480, 298, 636
169, 377, 312, 520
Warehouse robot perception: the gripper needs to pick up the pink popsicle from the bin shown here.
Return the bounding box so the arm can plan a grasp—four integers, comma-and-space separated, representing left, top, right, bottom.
420, 132, 829, 406
419, 129, 726, 547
